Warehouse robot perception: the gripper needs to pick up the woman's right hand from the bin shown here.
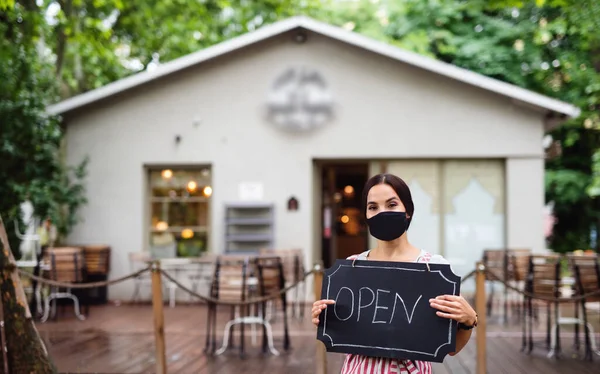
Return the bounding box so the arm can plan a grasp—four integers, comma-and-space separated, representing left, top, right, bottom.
311, 299, 335, 327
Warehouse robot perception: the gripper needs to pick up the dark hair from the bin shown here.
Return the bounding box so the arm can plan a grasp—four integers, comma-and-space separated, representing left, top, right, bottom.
362, 173, 414, 228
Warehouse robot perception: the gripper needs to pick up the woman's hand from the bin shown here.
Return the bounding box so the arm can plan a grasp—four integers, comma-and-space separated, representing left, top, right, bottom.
429, 295, 477, 326
311, 299, 335, 327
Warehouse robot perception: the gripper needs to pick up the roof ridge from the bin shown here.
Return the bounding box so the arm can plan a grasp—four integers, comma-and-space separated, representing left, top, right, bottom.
47, 16, 580, 119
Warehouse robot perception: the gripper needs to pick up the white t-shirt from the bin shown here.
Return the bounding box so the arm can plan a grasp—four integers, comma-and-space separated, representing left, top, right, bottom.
351, 249, 450, 266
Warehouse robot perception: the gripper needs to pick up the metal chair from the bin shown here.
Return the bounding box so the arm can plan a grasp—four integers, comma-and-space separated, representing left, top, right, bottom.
259, 248, 306, 319
129, 252, 152, 303
482, 249, 506, 318
506, 249, 531, 321
206, 255, 251, 356
564, 253, 600, 360
41, 247, 86, 322
188, 254, 216, 303
80, 245, 111, 309
522, 254, 561, 354
253, 255, 290, 352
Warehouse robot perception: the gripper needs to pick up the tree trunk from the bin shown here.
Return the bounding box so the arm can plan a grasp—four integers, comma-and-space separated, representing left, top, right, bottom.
0, 216, 57, 373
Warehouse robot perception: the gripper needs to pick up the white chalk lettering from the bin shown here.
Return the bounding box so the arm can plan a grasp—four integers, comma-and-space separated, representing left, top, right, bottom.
332, 285, 424, 325
357, 287, 375, 322
389, 294, 423, 324
334, 287, 354, 321
372, 289, 391, 324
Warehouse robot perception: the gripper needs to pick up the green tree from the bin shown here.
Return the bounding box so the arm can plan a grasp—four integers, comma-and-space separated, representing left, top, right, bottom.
1, 2, 60, 253
33, 0, 322, 97
1, 2, 88, 254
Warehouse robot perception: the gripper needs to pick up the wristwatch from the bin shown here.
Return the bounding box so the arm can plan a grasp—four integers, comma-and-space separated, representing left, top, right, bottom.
458, 314, 478, 330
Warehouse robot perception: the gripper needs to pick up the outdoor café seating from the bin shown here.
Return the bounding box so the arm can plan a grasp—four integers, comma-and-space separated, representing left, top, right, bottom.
259, 248, 306, 320
480, 249, 600, 361
40, 247, 87, 323
203, 252, 294, 358
522, 254, 562, 354
504, 252, 600, 361
482, 248, 531, 322
557, 253, 600, 360
79, 245, 111, 307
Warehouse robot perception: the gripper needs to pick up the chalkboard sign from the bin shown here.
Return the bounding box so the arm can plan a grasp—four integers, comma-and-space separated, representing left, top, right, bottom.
316, 259, 461, 363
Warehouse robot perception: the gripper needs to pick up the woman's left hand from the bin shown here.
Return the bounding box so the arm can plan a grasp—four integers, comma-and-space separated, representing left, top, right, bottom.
429, 295, 477, 326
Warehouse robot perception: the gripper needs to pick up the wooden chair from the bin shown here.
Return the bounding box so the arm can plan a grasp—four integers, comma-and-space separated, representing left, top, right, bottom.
567, 253, 600, 360
210, 254, 283, 357
80, 245, 111, 275
253, 255, 290, 352
506, 249, 531, 321
522, 254, 561, 354
259, 248, 306, 319
508, 249, 531, 283
208, 255, 254, 357
482, 249, 506, 318
80, 245, 111, 308
41, 247, 87, 322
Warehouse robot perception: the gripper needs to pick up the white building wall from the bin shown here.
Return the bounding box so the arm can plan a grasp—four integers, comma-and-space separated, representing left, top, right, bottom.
64, 31, 547, 300
506, 157, 546, 254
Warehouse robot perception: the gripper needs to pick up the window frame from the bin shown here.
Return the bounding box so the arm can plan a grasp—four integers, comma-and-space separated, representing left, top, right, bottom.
144, 164, 212, 257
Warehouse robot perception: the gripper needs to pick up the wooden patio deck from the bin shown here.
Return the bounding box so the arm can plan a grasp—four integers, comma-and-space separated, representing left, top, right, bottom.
34, 303, 600, 373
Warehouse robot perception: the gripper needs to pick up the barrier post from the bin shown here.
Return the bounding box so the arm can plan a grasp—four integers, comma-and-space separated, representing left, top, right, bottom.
314, 262, 327, 374
151, 261, 167, 374
475, 262, 487, 374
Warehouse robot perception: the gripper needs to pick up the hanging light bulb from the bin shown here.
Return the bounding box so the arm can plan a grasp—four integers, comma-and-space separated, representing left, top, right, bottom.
161, 169, 173, 179
181, 228, 194, 239
187, 181, 198, 192
203, 186, 213, 197
333, 192, 342, 203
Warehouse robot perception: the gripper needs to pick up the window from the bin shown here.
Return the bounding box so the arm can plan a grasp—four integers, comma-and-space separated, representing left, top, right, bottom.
148, 167, 212, 258
387, 159, 505, 279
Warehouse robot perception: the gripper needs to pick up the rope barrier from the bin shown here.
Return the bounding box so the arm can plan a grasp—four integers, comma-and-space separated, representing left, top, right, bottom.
483, 267, 600, 303
16, 267, 152, 289
11, 261, 600, 305
159, 267, 317, 306
461, 270, 476, 283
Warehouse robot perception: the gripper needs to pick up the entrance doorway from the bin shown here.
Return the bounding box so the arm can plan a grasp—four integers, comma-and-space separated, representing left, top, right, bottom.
319, 163, 369, 268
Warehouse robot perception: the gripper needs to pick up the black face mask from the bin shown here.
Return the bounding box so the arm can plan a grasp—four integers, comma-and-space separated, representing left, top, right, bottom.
366, 211, 409, 241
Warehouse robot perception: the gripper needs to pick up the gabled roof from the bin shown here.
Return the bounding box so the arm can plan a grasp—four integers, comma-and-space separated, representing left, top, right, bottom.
47, 16, 580, 118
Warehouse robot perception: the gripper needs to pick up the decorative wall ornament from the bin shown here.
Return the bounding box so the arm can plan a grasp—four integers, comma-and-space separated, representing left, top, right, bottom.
265, 66, 334, 131
287, 196, 299, 211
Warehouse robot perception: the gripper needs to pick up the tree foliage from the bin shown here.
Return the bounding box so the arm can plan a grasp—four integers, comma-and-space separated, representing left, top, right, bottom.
1, 1, 87, 254
32, 0, 323, 97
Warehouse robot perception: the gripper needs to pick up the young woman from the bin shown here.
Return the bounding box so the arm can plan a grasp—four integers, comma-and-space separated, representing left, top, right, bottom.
312, 173, 477, 374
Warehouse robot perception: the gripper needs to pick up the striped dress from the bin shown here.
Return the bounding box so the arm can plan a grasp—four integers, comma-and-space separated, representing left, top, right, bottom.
340, 250, 449, 374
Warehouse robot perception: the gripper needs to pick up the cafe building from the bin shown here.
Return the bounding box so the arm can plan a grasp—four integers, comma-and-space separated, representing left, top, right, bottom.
47, 16, 579, 300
